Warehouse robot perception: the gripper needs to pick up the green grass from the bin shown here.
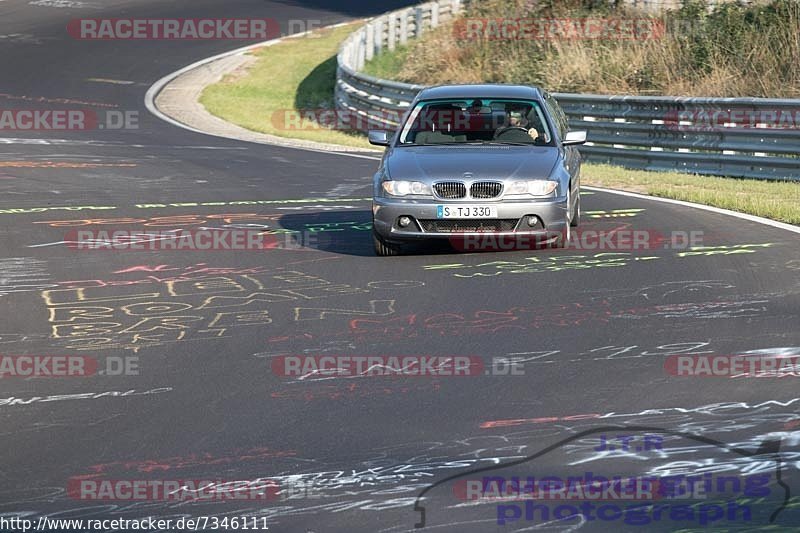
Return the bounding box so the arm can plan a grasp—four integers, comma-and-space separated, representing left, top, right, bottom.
200, 21, 799, 225
583, 164, 800, 225
201, 22, 372, 148
361, 44, 410, 79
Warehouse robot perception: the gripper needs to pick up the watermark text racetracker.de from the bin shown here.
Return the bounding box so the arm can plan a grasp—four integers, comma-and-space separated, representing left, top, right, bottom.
67, 478, 280, 501
451, 17, 723, 41
449, 229, 703, 252
272, 355, 526, 378
665, 349, 800, 378
0, 355, 138, 378
271, 108, 402, 132
270, 107, 528, 131
453, 17, 665, 41
0, 110, 138, 131
663, 107, 800, 131
64, 229, 318, 251
67, 18, 322, 40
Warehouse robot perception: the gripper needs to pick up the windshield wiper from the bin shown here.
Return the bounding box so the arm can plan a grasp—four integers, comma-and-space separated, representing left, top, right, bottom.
401, 143, 459, 147
461, 141, 533, 146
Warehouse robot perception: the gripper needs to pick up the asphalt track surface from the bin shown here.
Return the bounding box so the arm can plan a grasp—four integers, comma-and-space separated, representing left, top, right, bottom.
1, 1, 799, 532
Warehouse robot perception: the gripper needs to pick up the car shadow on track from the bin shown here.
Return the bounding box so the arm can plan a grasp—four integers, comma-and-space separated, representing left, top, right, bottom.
277, 210, 454, 257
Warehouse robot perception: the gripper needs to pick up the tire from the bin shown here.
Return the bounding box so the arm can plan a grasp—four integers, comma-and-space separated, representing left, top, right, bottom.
553, 188, 574, 248
570, 191, 581, 227
373, 229, 402, 256
552, 222, 571, 248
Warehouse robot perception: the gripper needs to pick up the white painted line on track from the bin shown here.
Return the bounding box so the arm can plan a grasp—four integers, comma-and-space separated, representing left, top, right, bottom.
584, 186, 800, 235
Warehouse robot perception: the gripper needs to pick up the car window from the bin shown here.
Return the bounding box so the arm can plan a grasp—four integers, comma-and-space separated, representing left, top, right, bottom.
398, 98, 553, 145
544, 94, 568, 140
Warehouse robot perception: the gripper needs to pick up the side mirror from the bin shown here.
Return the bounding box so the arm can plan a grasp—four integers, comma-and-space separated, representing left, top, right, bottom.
563, 130, 587, 146
368, 130, 390, 146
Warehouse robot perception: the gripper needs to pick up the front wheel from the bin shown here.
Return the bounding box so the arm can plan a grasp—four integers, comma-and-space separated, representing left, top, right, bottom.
554, 189, 574, 248
552, 222, 571, 249
570, 191, 581, 227
373, 229, 403, 256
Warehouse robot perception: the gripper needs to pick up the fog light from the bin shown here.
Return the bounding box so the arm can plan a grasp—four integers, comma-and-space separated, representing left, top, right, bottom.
526, 216, 540, 227
398, 216, 412, 228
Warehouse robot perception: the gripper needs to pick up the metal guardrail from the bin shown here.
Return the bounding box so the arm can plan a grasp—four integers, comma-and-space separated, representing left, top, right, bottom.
335, 0, 800, 180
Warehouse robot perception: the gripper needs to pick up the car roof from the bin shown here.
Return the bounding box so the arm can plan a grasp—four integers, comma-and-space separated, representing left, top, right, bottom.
415, 84, 545, 101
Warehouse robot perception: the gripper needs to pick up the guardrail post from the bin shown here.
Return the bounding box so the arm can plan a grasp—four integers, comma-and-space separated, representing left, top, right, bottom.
388, 14, 397, 51
374, 19, 383, 55
357, 32, 366, 70
415, 6, 424, 37
431, 2, 440, 27
399, 9, 409, 46
365, 23, 374, 61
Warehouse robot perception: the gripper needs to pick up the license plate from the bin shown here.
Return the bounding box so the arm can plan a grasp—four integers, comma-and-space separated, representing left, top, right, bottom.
436, 205, 498, 219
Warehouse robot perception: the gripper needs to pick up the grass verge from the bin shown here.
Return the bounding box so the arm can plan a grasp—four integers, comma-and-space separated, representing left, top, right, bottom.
200, 22, 371, 149
583, 164, 800, 225
361, 44, 410, 79
199, 20, 799, 225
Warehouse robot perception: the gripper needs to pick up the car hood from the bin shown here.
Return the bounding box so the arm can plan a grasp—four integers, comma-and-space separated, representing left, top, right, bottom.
386, 145, 560, 181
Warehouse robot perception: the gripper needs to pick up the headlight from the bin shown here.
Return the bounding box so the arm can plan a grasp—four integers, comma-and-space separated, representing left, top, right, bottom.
508, 180, 558, 196
382, 180, 431, 196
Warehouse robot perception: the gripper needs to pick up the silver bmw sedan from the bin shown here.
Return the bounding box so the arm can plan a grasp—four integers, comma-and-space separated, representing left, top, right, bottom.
369, 84, 586, 255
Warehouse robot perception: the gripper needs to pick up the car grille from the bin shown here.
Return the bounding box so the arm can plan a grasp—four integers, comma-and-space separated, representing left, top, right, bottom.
419, 219, 519, 233
470, 181, 503, 198
434, 181, 466, 199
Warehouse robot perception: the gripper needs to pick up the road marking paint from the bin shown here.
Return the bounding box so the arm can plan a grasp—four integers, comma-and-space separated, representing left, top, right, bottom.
584, 186, 800, 235
86, 78, 135, 85
0, 161, 136, 168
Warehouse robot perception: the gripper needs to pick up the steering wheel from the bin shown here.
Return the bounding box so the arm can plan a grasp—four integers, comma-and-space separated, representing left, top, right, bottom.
495, 126, 539, 141
497, 126, 528, 135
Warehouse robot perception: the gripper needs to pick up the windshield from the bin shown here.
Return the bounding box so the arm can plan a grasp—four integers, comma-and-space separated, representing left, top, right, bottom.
398, 98, 553, 146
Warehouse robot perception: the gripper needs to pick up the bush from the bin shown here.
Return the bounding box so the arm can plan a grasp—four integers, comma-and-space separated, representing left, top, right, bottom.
371, 0, 800, 97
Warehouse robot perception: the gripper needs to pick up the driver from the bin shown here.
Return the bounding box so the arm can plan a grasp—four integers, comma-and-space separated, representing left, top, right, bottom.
494, 111, 539, 141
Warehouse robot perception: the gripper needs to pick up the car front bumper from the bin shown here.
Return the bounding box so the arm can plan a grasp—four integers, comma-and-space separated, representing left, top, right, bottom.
372, 196, 568, 243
